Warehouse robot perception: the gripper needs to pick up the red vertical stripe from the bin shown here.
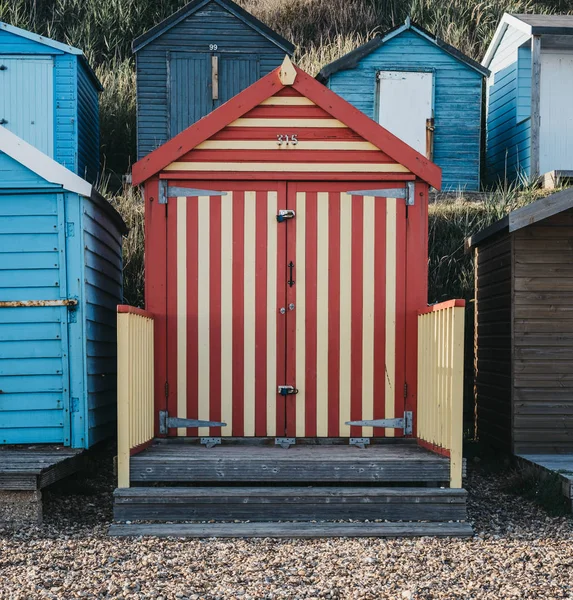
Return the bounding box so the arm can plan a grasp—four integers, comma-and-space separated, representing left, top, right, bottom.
254, 191, 268, 436
186, 197, 199, 437
232, 192, 245, 436
144, 179, 167, 435
166, 194, 178, 433
276, 184, 287, 436
285, 185, 297, 437
304, 192, 318, 438
209, 196, 222, 436
373, 198, 387, 437
394, 200, 407, 436
328, 192, 341, 437
406, 183, 428, 437
350, 196, 364, 437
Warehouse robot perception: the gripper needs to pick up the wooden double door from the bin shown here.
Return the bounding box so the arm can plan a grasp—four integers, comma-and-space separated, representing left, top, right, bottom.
165, 180, 406, 438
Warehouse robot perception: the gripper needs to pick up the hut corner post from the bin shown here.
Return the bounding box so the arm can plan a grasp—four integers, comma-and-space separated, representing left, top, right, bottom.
117, 306, 155, 488
417, 300, 465, 488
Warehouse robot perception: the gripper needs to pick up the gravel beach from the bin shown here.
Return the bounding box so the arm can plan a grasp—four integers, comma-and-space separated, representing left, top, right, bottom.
1, 444, 572, 600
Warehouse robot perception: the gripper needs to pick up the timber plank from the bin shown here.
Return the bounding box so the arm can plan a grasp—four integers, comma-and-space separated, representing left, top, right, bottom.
113, 486, 468, 522
108, 522, 474, 538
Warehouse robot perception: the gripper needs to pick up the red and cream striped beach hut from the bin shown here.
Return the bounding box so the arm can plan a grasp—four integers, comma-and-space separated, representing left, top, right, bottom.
131, 57, 443, 443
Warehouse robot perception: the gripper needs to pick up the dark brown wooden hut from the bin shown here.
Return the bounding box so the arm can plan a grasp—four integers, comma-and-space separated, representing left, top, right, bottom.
468, 187, 573, 454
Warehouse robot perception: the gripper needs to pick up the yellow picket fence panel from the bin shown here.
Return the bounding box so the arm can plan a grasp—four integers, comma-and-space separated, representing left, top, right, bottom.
417, 300, 465, 488
117, 305, 155, 488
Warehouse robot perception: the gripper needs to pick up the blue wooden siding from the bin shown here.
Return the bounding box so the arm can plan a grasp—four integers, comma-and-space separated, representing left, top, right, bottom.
516, 46, 531, 123
0, 154, 70, 445
216, 54, 259, 106
0, 27, 100, 183
485, 25, 532, 183
54, 54, 77, 173
0, 151, 121, 448
81, 197, 122, 446
136, 0, 285, 158
327, 30, 483, 191
169, 53, 211, 137
77, 60, 100, 183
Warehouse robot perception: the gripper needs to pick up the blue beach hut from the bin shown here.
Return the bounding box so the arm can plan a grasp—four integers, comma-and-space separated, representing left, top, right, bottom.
0, 21, 101, 184
317, 18, 490, 192
132, 0, 294, 159
0, 126, 126, 449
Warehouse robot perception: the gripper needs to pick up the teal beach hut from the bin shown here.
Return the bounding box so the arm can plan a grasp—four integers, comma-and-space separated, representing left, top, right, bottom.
0, 127, 126, 448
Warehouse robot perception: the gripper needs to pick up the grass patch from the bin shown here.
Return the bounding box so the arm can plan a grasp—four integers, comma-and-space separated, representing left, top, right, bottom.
502, 464, 570, 517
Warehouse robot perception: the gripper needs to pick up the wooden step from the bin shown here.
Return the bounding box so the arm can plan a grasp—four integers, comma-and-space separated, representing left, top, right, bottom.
130, 442, 453, 484
114, 486, 468, 522
109, 521, 474, 538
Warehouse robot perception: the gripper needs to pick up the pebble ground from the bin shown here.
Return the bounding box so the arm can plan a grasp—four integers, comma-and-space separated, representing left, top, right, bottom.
1, 444, 572, 600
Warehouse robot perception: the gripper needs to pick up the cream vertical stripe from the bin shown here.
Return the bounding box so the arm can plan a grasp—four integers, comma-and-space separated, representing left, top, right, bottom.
243, 191, 257, 436
385, 197, 397, 437
316, 192, 329, 437
197, 196, 210, 437
295, 192, 306, 437
266, 191, 278, 436
220, 192, 233, 436
362, 196, 375, 438
176, 197, 187, 436
339, 192, 352, 437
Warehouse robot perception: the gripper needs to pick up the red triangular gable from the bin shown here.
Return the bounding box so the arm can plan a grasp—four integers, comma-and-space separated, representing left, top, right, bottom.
132, 60, 441, 188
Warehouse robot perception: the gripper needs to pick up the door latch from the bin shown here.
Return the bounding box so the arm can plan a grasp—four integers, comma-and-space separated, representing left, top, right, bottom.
276, 209, 295, 223
278, 385, 298, 396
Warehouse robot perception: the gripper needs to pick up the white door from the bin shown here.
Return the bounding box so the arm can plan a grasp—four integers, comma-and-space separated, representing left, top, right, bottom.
0, 56, 54, 156
539, 50, 573, 174
378, 71, 433, 156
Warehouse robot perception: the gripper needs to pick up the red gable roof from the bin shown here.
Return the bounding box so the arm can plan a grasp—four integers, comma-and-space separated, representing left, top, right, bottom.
132, 61, 441, 189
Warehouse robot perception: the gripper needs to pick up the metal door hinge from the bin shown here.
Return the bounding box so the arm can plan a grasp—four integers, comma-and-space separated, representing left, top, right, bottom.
278, 385, 298, 396
275, 438, 295, 449
347, 181, 416, 205
346, 411, 413, 435
276, 209, 295, 222
159, 410, 227, 434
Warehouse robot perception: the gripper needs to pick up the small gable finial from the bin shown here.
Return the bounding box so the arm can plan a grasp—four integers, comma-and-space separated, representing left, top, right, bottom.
405, 15, 411, 28
279, 55, 297, 85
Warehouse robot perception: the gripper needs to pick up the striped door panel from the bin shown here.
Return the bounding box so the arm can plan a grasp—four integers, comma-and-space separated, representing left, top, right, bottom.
166, 183, 287, 437
284, 183, 406, 438
165, 182, 406, 437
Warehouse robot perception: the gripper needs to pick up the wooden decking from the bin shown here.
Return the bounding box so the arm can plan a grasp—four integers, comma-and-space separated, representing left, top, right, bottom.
113, 439, 471, 537
129, 439, 456, 484
0, 446, 85, 491
0, 446, 86, 525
